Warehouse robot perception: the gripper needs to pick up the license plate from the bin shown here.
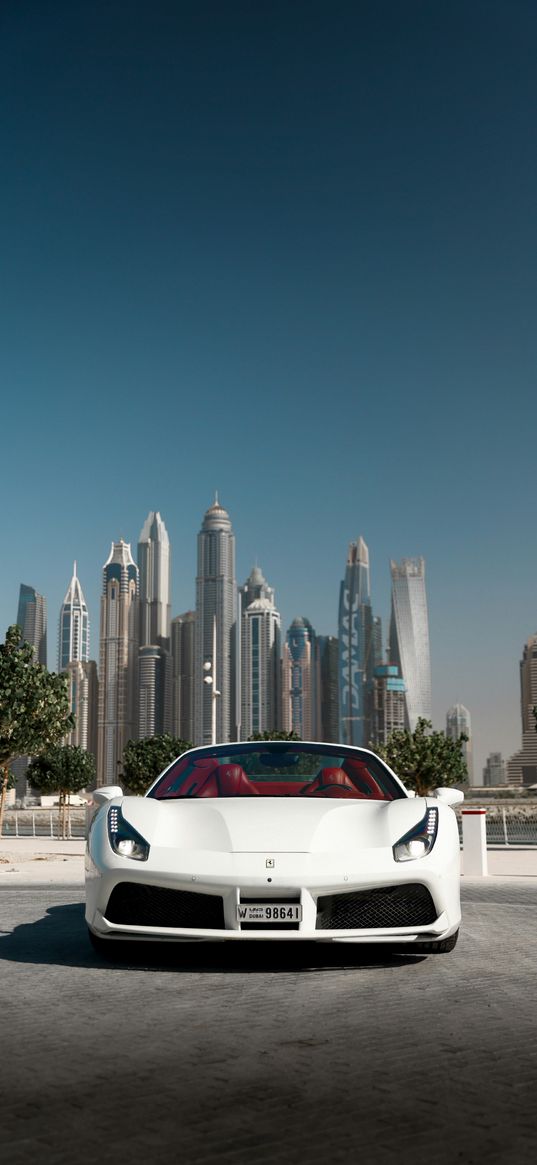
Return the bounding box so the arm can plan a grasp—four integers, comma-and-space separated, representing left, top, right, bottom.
237, 903, 302, 923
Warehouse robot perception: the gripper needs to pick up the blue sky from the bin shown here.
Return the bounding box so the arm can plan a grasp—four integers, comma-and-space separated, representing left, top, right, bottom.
1, 0, 536, 776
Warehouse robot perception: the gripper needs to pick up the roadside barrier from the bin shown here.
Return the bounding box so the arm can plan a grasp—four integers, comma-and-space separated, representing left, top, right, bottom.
1, 811, 86, 839
456, 809, 537, 847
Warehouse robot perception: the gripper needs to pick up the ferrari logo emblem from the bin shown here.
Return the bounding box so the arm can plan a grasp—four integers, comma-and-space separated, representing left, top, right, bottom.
266, 858, 275, 868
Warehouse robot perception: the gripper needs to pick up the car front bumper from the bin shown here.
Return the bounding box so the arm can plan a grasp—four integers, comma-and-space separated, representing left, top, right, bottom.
86, 839, 461, 945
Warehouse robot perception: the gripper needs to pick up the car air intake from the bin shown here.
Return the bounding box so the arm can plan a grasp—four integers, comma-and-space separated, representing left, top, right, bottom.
105, 883, 225, 929
316, 884, 437, 930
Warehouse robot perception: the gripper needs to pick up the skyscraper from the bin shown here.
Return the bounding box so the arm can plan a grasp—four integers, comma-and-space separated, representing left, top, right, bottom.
338, 537, 373, 746
372, 664, 406, 746
195, 497, 238, 745
137, 512, 171, 650
483, 752, 505, 787
446, 704, 473, 784
171, 612, 195, 744
241, 585, 281, 739
65, 660, 98, 758
58, 563, 89, 670
13, 584, 48, 800
97, 541, 139, 786
58, 562, 97, 758
315, 635, 339, 742
240, 564, 275, 612
389, 558, 432, 732
282, 617, 315, 739
137, 511, 172, 737
507, 634, 537, 787
16, 583, 47, 665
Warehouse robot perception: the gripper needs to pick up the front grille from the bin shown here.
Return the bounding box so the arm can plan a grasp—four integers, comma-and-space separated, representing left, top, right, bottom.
105, 883, 225, 929
316, 884, 437, 930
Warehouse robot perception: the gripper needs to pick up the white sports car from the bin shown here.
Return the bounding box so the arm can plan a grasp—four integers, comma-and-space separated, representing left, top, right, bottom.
86, 741, 463, 956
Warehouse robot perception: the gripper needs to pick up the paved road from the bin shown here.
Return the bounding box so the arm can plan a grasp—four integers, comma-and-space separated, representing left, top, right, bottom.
1, 882, 536, 1165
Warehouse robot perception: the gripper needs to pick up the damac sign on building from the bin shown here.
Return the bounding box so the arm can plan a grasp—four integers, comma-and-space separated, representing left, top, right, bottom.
340, 585, 361, 737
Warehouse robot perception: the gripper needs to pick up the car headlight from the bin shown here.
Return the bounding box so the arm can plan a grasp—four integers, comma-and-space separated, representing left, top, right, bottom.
393, 807, 438, 862
108, 806, 150, 861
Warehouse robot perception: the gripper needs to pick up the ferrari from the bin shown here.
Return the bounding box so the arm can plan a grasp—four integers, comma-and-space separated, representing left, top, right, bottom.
85, 740, 463, 955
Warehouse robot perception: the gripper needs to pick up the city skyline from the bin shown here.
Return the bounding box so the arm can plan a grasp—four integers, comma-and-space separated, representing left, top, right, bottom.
4, 494, 535, 780
2, 2, 536, 780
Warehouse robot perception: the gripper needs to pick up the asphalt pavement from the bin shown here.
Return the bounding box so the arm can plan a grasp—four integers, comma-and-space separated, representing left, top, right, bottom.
1, 861, 536, 1165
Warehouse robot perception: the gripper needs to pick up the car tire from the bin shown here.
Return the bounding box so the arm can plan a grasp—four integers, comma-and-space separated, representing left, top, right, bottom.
413, 929, 459, 954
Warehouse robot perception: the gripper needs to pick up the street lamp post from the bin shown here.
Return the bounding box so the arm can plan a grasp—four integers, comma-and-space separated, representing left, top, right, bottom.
203, 616, 221, 745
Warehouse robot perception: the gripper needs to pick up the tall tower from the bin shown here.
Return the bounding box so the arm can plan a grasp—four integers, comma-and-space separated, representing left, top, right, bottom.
17, 584, 47, 666
315, 635, 339, 743
241, 586, 282, 739
58, 563, 97, 757
97, 541, 139, 786
389, 557, 432, 732
58, 563, 89, 670
137, 511, 172, 737
240, 564, 275, 613
195, 497, 238, 745
137, 512, 171, 649
171, 611, 195, 744
507, 634, 537, 786
446, 703, 473, 784
282, 617, 315, 739
338, 537, 373, 747
373, 665, 406, 747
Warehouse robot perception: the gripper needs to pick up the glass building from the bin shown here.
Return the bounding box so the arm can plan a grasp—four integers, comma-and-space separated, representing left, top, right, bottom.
17, 583, 47, 666
58, 563, 89, 671
282, 616, 315, 739
171, 611, 196, 745
97, 541, 139, 786
389, 558, 432, 732
507, 634, 537, 787
315, 635, 339, 743
446, 703, 473, 784
338, 537, 373, 747
241, 595, 282, 738
137, 511, 172, 737
195, 497, 239, 745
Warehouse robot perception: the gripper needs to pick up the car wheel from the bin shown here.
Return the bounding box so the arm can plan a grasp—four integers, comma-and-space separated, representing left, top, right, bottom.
413, 929, 459, 954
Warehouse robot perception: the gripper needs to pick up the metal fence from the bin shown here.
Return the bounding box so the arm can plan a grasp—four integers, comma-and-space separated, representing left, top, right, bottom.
1, 812, 86, 839
456, 809, 537, 846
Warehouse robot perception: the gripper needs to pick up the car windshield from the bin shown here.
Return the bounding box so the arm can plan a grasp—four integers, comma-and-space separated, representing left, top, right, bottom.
147, 743, 404, 801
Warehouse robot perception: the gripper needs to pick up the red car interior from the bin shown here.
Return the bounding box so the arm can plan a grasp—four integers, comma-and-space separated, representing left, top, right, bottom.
341, 757, 387, 799
153, 754, 395, 799
301, 767, 363, 798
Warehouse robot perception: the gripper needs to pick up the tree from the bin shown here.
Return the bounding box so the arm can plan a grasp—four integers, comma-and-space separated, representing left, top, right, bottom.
121, 734, 192, 795
248, 730, 301, 741
0, 626, 74, 834
376, 717, 468, 796
27, 745, 96, 837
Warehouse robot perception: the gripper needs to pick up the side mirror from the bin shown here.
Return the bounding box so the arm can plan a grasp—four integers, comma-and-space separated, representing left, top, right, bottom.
91, 786, 123, 807
433, 787, 464, 806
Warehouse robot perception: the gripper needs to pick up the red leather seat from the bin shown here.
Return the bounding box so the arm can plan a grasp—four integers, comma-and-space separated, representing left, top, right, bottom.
303, 767, 361, 798
215, 764, 259, 796
341, 758, 386, 799
181, 760, 220, 797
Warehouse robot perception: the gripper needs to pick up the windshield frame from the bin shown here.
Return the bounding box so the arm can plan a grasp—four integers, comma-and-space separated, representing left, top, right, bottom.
146, 741, 407, 802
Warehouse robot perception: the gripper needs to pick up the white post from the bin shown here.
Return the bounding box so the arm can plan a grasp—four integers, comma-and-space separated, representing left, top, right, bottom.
462, 808, 488, 877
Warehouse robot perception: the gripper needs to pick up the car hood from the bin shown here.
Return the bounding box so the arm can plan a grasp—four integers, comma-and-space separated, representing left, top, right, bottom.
117, 796, 428, 853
